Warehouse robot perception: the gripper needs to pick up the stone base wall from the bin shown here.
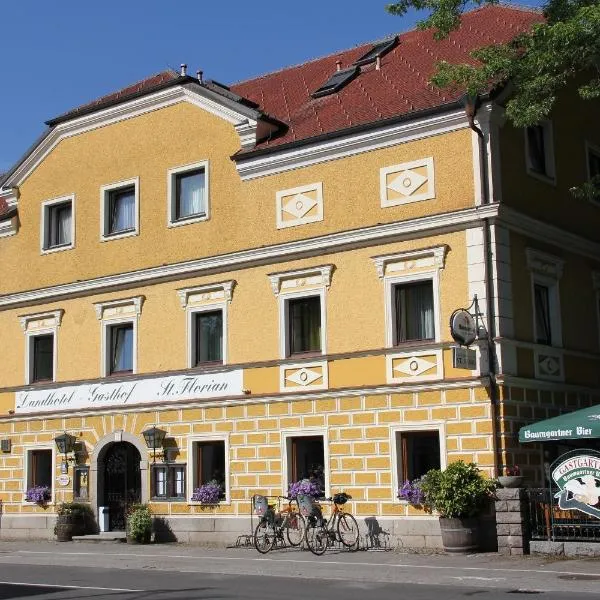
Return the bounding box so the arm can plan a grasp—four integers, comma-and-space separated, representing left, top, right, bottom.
495, 488, 528, 555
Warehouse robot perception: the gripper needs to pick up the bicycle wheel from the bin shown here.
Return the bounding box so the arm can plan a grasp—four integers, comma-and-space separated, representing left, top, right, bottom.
254, 520, 276, 554
305, 520, 328, 556
285, 512, 306, 547
337, 512, 359, 549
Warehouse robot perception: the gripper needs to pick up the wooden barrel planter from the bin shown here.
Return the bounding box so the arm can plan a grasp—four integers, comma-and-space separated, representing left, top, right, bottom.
55, 514, 75, 542
439, 517, 479, 553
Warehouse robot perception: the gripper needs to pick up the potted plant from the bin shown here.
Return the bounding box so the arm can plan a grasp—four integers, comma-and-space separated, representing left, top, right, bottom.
126, 504, 153, 544
497, 465, 524, 488
25, 485, 51, 505
287, 478, 322, 500
191, 480, 223, 505
398, 461, 497, 553
55, 502, 94, 540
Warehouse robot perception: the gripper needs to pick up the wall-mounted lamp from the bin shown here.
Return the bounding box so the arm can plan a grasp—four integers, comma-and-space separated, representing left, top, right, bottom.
54, 431, 76, 472
142, 426, 167, 463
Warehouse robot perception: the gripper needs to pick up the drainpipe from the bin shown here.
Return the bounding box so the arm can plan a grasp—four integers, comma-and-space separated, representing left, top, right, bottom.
462, 95, 501, 476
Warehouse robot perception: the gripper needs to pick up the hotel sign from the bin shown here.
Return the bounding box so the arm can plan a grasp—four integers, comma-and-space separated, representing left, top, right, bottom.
15, 370, 244, 415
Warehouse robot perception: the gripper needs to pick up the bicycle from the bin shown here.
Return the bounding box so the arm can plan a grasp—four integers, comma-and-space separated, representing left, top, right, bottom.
253, 495, 307, 554
299, 492, 359, 555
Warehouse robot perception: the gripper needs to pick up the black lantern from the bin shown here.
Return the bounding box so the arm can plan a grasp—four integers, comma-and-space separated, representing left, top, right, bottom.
54, 432, 76, 471
142, 426, 166, 462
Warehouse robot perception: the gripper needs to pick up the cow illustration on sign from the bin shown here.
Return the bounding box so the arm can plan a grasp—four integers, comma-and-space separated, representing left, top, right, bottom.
551, 452, 600, 519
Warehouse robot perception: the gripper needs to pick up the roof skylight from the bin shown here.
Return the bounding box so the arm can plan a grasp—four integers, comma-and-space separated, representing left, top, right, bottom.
311, 66, 359, 98
353, 37, 398, 67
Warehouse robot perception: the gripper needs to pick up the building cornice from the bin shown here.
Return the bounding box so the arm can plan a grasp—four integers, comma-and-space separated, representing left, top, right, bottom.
235, 108, 469, 180
0, 83, 268, 192
0, 204, 498, 310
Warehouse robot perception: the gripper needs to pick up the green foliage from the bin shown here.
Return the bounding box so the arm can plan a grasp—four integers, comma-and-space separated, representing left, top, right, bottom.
56, 502, 94, 517
386, 0, 600, 127
126, 503, 153, 543
418, 461, 497, 518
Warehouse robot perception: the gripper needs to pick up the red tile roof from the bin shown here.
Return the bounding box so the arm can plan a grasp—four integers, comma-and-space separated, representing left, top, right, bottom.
0, 196, 11, 219
231, 5, 543, 152
43, 5, 542, 154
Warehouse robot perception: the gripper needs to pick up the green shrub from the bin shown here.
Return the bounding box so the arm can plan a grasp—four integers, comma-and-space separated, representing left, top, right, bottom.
56, 502, 93, 517
127, 504, 153, 543
419, 461, 497, 518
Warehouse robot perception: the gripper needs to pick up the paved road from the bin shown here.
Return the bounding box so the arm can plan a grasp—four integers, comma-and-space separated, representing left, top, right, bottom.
0, 542, 598, 598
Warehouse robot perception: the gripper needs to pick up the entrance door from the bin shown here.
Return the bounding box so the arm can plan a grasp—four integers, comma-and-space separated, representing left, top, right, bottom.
103, 442, 141, 531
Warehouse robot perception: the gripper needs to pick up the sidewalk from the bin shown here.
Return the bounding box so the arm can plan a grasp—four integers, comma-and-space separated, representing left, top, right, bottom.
0, 540, 598, 594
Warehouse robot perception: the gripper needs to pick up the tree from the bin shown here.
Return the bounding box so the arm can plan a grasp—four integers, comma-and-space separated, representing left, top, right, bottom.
386, 0, 600, 127
386, 0, 600, 198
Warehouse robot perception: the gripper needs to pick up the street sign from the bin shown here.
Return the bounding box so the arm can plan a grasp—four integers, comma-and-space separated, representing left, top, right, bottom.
449, 309, 477, 346
452, 346, 477, 370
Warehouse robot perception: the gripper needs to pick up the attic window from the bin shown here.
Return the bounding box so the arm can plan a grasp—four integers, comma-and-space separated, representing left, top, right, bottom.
353, 37, 398, 67
311, 67, 358, 98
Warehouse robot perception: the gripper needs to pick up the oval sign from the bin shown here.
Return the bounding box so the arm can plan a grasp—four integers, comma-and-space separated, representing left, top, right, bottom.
449, 309, 477, 346
57, 474, 70, 487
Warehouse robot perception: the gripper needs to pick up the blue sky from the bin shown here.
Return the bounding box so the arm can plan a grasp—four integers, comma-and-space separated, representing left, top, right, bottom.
0, 0, 541, 174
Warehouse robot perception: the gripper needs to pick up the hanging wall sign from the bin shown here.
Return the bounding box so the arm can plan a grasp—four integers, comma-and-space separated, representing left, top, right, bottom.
15, 370, 244, 415
551, 451, 600, 519
449, 309, 477, 347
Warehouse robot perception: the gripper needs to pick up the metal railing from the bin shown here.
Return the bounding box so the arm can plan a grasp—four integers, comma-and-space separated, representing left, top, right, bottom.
525, 487, 600, 543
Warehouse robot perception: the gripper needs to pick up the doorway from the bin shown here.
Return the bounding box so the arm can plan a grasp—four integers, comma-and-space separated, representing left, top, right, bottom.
102, 442, 141, 530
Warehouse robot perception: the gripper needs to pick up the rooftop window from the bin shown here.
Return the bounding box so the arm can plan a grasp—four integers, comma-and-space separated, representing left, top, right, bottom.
353, 37, 398, 67
311, 66, 358, 98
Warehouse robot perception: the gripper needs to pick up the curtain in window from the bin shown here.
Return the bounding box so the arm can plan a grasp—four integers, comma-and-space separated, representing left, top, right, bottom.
289, 296, 321, 354
534, 284, 552, 345
173, 466, 185, 498
395, 281, 434, 343
177, 170, 205, 219
48, 203, 72, 247
110, 189, 135, 233
111, 325, 133, 373
154, 467, 166, 497
527, 126, 546, 174
195, 311, 223, 364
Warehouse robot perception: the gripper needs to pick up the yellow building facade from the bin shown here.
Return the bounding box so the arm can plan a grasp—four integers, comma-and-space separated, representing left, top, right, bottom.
0, 7, 599, 545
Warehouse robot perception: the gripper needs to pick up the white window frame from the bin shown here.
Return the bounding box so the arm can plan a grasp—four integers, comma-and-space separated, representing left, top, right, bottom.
100, 177, 140, 241
167, 160, 210, 228
20, 310, 63, 385
525, 121, 556, 183
95, 296, 144, 377
187, 434, 230, 505
526, 248, 564, 348
23, 444, 56, 505
391, 423, 446, 503
102, 318, 137, 377
187, 303, 227, 368
280, 289, 327, 359
385, 272, 441, 347
281, 429, 329, 499
40, 194, 75, 254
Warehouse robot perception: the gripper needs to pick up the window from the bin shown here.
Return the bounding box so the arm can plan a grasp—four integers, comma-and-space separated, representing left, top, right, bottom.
168, 161, 209, 227
396, 431, 440, 482
73, 466, 89, 501
534, 283, 552, 345
31, 334, 54, 383
392, 425, 446, 499
26, 448, 53, 499
193, 310, 223, 365
288, 296, 321, 356
393, 281, 435, 344
283, 432, 327, 498
189, 439, 227, 502
100, 178, 139, 240
151, 464, 186, 501
108, 323, 134, 374
21, 310, 63, 385
312, 67, 358, 98
269, 266, 332, 359
41, 196, 74, 252
95, 296, 143, 378
525, 122, 555, 181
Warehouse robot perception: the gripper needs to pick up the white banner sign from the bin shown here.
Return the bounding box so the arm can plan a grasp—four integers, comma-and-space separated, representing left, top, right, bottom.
15, 370, 244, 415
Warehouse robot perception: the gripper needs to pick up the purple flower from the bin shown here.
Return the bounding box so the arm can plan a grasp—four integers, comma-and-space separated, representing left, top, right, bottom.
397, 480, 424, 505
191, 481, 222, 504
25, 485, 51, 503
288, 479, 322, 500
